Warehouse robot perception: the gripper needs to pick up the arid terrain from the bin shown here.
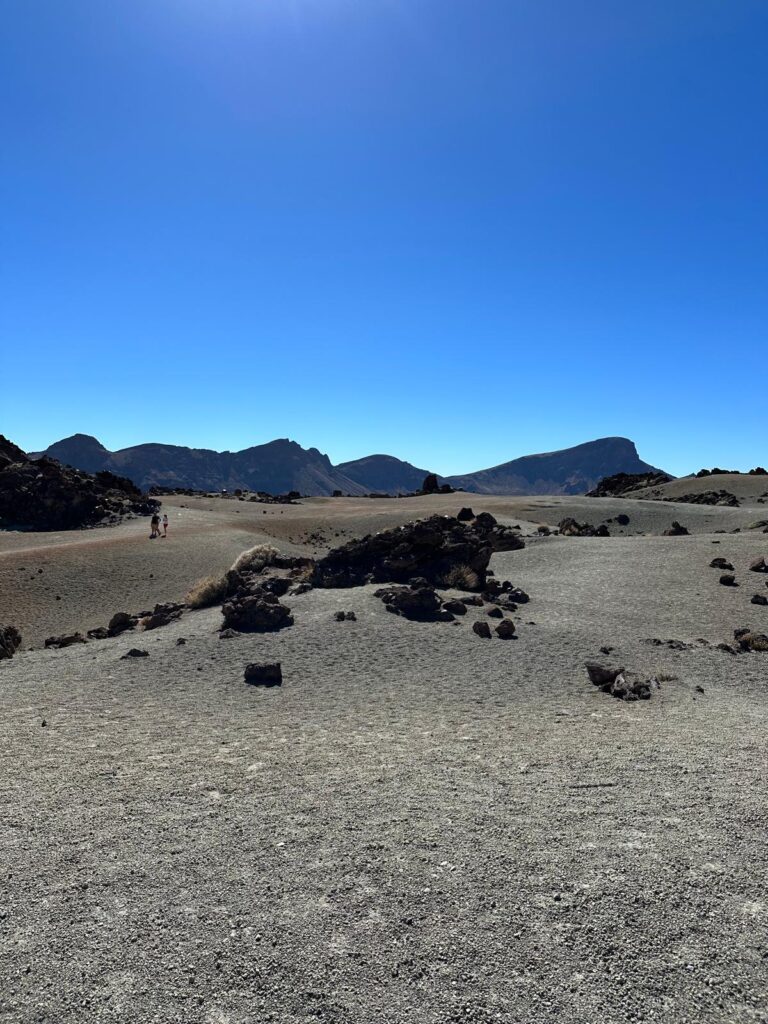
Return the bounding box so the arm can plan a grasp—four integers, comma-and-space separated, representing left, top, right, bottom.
1, 485, 767, 1023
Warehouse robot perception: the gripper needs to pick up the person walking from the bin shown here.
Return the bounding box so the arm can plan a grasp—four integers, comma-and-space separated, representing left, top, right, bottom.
162, 514, 169, 538
150, 512, 160, 539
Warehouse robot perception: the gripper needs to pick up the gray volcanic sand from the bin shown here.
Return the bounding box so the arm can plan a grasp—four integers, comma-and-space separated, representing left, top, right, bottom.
1, 495, 768, 1022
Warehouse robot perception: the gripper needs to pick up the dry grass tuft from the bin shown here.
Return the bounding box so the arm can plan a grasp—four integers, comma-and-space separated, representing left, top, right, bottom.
230, 543, 281, 575
445, 564, 480, 591
186, 573, 228, 609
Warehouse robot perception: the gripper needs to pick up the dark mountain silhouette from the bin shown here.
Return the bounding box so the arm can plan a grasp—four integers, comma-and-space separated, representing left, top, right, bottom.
32, 434, 666, 497
32, 435, 367, 496
336, 454, 432, 495
445, 437, 664, 495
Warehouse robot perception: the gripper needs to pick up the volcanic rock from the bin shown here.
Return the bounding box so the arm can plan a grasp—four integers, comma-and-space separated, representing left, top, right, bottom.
663, 521, 690, 536
311, 515, 523, 591
244, 662, 283, 687
44, 632, 87, 649
710, 557, 734, 570
0, 435, 159, 531
472, 621, 492, 639
107, 612, 137, 637
221, 590, 294, 633
375, 585, 450, 622
456, 507, 475, 522
140, 603, 184, 631
0, 624, 22, 660
558, 518, 610, 538
751, 594, 768, 606
719, 574, 737, 587
749, 557, 768, 573
121, 649, 149, 659
494, 619, 516, 639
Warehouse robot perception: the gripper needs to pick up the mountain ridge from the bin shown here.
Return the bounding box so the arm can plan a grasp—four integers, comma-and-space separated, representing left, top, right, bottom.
31, 434, 667, 496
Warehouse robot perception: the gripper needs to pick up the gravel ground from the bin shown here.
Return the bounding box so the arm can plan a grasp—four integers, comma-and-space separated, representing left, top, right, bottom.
1, 497, 767, 1023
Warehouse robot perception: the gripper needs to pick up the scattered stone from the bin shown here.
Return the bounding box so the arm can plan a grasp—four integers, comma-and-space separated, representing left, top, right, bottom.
710, 557, 734, 570
751, 594, 768, 605
140, 602, 184, 631
44, 632, 87, 649
456, 507, 474, 521
442, 600, 467, 615
0, 624, 22, 660
487, 606, 504, 618
121, 648, 149, 659
219, 628, 240, 639
695, 685, 705, 694
663, 521, 690, 536
176, 638, 187, 645
749, 557, 768, 573
719, 574, 738, 587
643, 638, 692, 650
86, 627, 109, 640
460, 595, 485, 607
615, 513, 630, 526
375, 585, 451, 622
107, 612, 137, 637
244, 662, 282, 687
472, 621, 492, 639
494, 619, 516, 639
671, 490, 739, 507
599, 645, 614, 655
334, 611, 357, 621
558, 518, 610, 537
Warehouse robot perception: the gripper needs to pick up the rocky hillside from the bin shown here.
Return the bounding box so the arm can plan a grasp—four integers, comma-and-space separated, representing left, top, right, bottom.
445, 437, 665, 495
335, 454, 432, 495
32, 436, 368, 497
33, 434, 667, 497
0, 436, 158, 531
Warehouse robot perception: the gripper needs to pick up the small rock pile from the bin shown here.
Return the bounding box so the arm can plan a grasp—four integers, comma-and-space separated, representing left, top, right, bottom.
585, 662, 656, 701
557, 518, 610, 538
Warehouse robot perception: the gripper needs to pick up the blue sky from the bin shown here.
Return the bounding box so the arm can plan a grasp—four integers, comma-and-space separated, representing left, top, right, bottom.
2, 0, 766, 476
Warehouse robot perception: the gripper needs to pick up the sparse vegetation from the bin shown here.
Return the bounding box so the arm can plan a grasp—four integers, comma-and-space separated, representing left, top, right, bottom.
445, 564, 480, 591
230, 543, 281, 575
186, 573, 228, 609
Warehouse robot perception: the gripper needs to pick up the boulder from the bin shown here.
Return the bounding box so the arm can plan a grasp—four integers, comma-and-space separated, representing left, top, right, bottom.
442, 599, 467, 615
86, 627, 109, 640
456, 507, 474, 522
749, 557, 768, 573
719, 574, 737, 587
736, 631, 768, 652
0, 624, 22, 660
421, 473, 440, 494
107, 612, 137, 637
494, 619, 516, 639
585, 662, 653, 701
221, 590, 293, 633
121, 648, 149, 659
244, 662, 282, 687
751, 594, 768, 606
487, 606, 503, 618
472, 621, 492, 639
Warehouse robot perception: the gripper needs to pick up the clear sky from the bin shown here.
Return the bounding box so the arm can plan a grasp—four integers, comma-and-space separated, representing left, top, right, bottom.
2, 1, 766, 476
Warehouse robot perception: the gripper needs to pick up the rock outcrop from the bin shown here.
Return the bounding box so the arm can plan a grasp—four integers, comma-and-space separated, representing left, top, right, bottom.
0, 435, 158, 531
311, 514, 523, 590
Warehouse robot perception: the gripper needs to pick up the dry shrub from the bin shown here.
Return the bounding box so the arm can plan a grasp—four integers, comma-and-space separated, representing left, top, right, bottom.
186, 573, 228, 609
444, 564, 480, 591
230, 543, 281, 575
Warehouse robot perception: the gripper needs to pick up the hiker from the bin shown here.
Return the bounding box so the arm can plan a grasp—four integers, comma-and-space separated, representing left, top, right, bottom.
150, 512, 160, 539
162, 514, 169, 538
